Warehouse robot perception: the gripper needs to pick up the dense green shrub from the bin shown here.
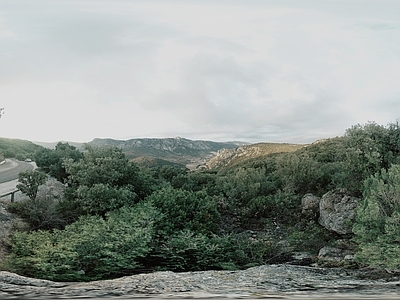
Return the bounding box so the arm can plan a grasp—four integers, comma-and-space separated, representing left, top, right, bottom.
154, 229, 279, 271
60, 146, 152, 219
74, 184, 137, 216
34, 142, 84, 182
146, 186, 220, 235
5, 202, 158, 281
6, 196, 66, 230
288, 220, 335, 254
353, 164, 400, 268
342, 122, 400, 195
175, 171, 219, 195
217, 167, 279, 206
243, 190, 301, 225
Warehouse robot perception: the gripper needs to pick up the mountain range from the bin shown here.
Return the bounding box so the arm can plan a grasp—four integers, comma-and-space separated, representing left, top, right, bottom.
34, 137, 249, 169
33, 137, 308, 170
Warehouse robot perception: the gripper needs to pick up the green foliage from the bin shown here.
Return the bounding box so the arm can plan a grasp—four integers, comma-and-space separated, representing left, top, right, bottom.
173, 171, 219, 195
146, 186, 220, 235
65, 145, 133, 187
6, 195, 66, 230
342, 121, 400, 194
5, 202, 158, 281
155, 229, 279, 271
138, 161, 187, 183
276, 153, 316, 193
7, 120, 400, 279
288, 220, 335, 254
243, 191, 301, 225
17, 170, 47, 201
75, 184, 137, 216
61, 145, 152, 218
217, 166, 279, 206
353, 164, 400, 268
0, 137, 42, 159
34, 142, 84, 182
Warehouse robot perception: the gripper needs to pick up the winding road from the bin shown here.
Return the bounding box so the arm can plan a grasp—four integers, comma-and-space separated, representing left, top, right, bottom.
0, 159, 34, 184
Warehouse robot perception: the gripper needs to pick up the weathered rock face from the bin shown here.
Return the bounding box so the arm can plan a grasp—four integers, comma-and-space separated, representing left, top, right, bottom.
35, 178, 65, 201
318, 246, 354, 262
301, 193, 320, 219
206, 143, 304, 169
1, 266, 400, 299
318, 188, 359, 235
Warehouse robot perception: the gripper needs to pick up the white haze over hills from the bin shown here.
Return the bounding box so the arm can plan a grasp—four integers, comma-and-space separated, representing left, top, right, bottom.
1, 0, 400, 144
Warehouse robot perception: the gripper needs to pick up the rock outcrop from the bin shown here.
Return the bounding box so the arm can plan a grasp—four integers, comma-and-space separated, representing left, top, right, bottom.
206, 143, 304, 169
318, 188, 359, 235
2, 265, 400, 299
301, 193, 320, 219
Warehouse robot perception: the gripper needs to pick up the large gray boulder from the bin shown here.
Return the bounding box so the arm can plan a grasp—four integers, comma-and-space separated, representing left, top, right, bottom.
318, 188, 359, 235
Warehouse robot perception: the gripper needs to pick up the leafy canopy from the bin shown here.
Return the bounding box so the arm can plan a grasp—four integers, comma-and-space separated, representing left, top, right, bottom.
17, 170, 47, 201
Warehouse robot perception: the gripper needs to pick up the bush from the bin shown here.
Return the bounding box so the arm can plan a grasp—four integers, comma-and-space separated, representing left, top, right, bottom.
5, 202, 158, 281
288, 220, 335, 254
74, 184, 137, 216
61, 146, 153, 219
353, 164, 400, 268
6, 196, 66, 231
243, 190, 302, 226
154, 229, 280, 272
146, 186, 220, 235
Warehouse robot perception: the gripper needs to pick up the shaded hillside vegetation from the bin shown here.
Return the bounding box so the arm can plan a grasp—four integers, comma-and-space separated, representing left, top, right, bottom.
0, 138, 43, 161
3, 121, 400, 281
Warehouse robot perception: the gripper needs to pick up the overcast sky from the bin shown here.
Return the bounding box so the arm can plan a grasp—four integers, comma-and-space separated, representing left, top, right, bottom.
1, 0, 399, 143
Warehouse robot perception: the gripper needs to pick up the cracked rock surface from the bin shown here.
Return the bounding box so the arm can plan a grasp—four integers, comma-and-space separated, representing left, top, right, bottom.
1, 264, 400, 299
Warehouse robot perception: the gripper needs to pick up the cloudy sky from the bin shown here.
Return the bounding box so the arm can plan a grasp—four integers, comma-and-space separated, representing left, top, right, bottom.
1, 0, 399, 143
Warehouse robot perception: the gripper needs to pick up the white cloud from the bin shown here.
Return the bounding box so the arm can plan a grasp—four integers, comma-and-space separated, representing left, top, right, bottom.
1, 0, 400, 143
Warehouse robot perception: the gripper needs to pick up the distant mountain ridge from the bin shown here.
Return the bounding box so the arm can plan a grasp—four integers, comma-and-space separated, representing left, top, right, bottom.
32, 138, 308, 169
88, 137, 248, 166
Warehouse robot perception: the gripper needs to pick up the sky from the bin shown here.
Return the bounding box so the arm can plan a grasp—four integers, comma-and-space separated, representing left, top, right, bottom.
1, 0, 399, 144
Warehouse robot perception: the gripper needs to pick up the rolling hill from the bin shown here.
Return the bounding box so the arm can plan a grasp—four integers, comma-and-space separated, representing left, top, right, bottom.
205, 142, 306, 169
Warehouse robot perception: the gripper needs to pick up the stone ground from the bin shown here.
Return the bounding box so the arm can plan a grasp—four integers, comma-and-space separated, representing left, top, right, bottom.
1, 264, 400, 299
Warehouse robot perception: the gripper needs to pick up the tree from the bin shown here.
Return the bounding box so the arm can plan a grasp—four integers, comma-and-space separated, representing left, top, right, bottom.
343, 122, 390, 194
17, 170, 47, 201
34, 142, 84, 182
0, 107, 4, 118
61, 145, 151, 218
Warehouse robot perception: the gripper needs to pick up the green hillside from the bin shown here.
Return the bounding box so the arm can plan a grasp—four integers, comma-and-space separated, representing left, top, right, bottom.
0, 137, 44, 160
